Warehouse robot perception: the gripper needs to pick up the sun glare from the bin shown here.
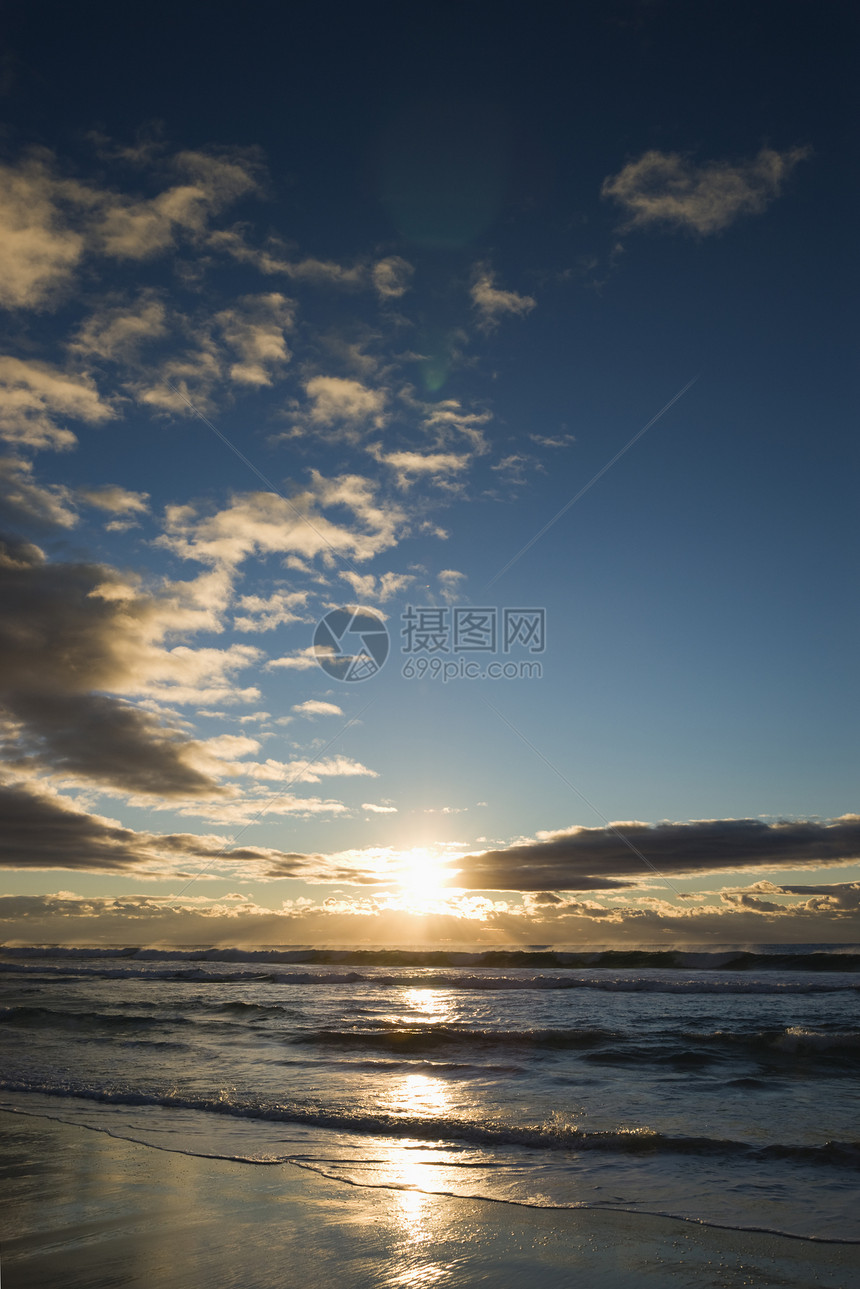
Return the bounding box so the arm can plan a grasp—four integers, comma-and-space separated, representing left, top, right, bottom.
396, 847, 450, 910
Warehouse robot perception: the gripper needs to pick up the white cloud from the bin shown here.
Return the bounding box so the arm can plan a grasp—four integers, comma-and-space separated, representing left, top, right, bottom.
292, 700, 344, 717
437, 569, 466, 603
129, 340, 222, 415
339, 569, 414, 602
158, 473, 404, 570
215, 292, 295, 386
372, 447, 470, 489
304, 376, 387, 430
131, 642, 264, 707
362, 802, 398, 813
94, 149, 260, 259
0, 152, 87, 309
414, 397, 492, 452
470, 264, 536, 328
232, 589, 309, 632
225, 754, 376, 783
0, 146, 262, 310
490, 452, 542, 486
530, 433, 575, 448
77, 484, 150, 516
0, 356, 115, 450
266, 647, 321, 671
601, 146, 811, 235
69, 291, 169, 361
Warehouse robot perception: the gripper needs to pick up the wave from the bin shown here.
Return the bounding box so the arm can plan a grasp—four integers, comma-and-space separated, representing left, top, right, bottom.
3, 944, 859, 973
2, 1081, 858, 1169
294, 1022, 860, 1065
1, 961, 856, 994
686, 1026, 860, 1057
0, 1005, 188, 1032
297, 1024, 619, 1054
9, 1001, 858, 1068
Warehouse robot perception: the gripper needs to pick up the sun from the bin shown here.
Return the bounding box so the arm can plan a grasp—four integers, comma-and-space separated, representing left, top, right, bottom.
396, 846, 451, 909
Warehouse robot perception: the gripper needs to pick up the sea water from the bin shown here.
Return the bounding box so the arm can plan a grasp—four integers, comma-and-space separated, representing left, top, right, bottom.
1, 944, 858, 1243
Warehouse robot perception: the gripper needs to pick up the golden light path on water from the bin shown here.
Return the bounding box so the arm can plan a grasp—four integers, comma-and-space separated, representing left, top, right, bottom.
364, 984, 463, 1287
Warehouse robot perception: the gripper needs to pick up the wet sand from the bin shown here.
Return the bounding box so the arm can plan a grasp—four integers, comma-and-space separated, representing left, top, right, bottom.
0, 1109, 854, 1288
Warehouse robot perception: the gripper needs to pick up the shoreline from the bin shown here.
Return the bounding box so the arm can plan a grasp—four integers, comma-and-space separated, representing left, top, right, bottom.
2, 1108, 856, 1288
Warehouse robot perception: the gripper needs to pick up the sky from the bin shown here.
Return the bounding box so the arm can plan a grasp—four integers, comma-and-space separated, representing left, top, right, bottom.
0, 0, 858, 948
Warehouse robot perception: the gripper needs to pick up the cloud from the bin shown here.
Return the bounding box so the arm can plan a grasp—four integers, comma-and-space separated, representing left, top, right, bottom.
72, 291, 294, 414
232, 590, 308, 632
0, 535, 264, 796
372, 256, 414, 299
395, 390, 492, 454
490, 452, 542, 486
204, 227, 292, 275
158, 474, 404, 570
215, 292, 295, 386
0, 152, 86, 309
303, 376, 387, 431
774, 881, 860, 912
69, 291, 169, 361
470, 264, 536, 329
292, 700, 344, 717
0, 356, 115, 450
437, 569, 466, 603
339, 570, 414, 602
94, 148, 261, 260
281, 255, 413, 299
460, 816, 860, 892
530, 433, 575, 449
0, 146, 262, 310
362, 802, 397, 813
77, 483, 150, 514
226, 754, 375, 784
283, 258, 367, 289
372, 447, 470, 489
420, 401, 492, 453
0, 778, 335, 876
0, 457, 77, 529
77, 484, 150, 533
601, 146, 811, 235
130, 339, 222, 414
5, 690, 223, 796
266, 646, 321, 671
5, 876, 860, 947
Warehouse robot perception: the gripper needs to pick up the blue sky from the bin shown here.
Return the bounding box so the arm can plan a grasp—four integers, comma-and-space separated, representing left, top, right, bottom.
0, 0, 857, 946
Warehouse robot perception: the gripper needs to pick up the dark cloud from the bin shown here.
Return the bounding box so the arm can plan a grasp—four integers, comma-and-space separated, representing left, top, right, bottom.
0, 535, 222, 796
6, 691, 217, 797
0, 778, 311, 875
461, 817, 860, 892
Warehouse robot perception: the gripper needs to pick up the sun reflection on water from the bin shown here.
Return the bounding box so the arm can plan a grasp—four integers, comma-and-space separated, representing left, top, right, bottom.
378, 1144, 459, 1288
399, 986, 454, 1021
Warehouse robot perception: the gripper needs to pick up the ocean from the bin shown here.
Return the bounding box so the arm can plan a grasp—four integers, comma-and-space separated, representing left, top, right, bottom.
1, 943, 858, 1246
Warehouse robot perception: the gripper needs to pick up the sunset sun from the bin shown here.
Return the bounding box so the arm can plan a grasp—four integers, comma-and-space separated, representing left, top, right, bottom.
395, 847, 453, 910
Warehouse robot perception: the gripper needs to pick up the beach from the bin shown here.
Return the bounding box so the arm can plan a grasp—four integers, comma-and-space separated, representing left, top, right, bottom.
2, 1109, 856, 1289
